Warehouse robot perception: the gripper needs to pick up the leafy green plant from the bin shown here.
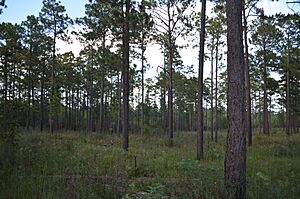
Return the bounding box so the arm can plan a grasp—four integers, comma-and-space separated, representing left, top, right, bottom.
146, 183, 166, 199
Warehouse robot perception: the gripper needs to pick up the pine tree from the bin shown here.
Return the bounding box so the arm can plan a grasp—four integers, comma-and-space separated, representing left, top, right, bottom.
39, 0, 72, 132
225, 0, 247, 197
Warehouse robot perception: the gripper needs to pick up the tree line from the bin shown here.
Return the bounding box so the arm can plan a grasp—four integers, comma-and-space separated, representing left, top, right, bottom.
0, 0, 299, 197
1, 1, 297, 134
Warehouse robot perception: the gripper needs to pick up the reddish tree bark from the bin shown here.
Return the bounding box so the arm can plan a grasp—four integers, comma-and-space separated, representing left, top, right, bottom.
225, 0, 247, 198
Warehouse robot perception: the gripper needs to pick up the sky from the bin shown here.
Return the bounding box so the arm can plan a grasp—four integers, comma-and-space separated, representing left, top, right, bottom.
0, 0, 299, 80
0, 0, 87, 23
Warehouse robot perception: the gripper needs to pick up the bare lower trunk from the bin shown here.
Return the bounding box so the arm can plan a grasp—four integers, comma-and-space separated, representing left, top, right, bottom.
122, 0, 130, 150
117, 73, 122, 135
163, 58, 167, 134
141, 31, 145, 134
243, 4, 252, 145
263, 46, 269, 135
167, 3, 174, 146
215, 36, 219, 143
65, 89, 68, 130
197, 0, 206, 160
40, 61, 46, 132
286, 35, 290, 136
31, 79, 35, 129
99, 74, 104, 133
50, 29, 57, 133
259, 90, 262, 134
210, 40, 214, 141
26, 64, 32, 131
225, 0, 247, 198
167, 43, 173, 145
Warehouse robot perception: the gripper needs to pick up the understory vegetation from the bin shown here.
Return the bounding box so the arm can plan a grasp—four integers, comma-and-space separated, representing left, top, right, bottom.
1, 130, 299, 199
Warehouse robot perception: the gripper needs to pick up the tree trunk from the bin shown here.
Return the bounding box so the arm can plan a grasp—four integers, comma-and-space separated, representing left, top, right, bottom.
99, 74, 104, 133
90, 95, 93, 132
296, 86, 299, 133
215, 36, 219, 143
286, 34, 290, 136
99, 36, 106, 133
26, 61, 32, 131
167, 2, 174, 146
205, 101, 208, 132
161, 86, 165, 132
263, 45, 269, 135
225, 0, 247, 198
122, 0, 130, 150
197, 0, 206, 160
83, 93, 87, 131
210, 37, 214, 142
31, 74, 36, 129
167, 42, 173, 145
75, 89, 79, 131
50, 23, 57, 133
40, 60, 46, 132
86, 95, 89, 132
189, 110, 192, 131
141, 25, 145, 134
11, 63, 16, 100
162, 56, 167, 134
243, 3, 252, 145
65, 89, 68, 130
253, 92, 259, 131
117, 73, 122, 135
269, 97, 272, 133
3, 58, 8, 111
70, 89, 74, 130
291, 81, 295, 134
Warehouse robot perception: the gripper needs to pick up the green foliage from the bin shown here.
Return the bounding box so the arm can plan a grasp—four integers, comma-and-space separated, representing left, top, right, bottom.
142, 125, 151, 135
0, 102, 22, 169
1, 131, 299, 198
40, 0, 73, 40
145, 183, 166, 198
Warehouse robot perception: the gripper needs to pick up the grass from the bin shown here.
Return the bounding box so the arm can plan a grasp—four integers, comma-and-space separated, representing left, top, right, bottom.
1, 130, 300, 198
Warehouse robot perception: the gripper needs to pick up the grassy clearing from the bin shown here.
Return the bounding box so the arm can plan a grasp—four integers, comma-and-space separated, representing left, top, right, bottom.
1, 130, 300, 198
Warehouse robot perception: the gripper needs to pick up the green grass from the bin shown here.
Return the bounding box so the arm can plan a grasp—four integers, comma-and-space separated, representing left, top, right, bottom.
1, 130, 300, 198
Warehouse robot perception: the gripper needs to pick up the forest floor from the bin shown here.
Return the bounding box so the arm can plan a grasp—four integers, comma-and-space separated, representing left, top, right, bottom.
1, 130, 300, 198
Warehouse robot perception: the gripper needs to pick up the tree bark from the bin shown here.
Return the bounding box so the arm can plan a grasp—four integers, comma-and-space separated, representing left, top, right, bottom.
70, 89, 74, 130
98, 36, 106, 133
257, 90, 261, 133
215, 36, 219, 143
210, 37, 214, 142
141, 22, 145, 134
286, 34, 290, 136
167, 2, 174, 146
3, 58, 8, 111
99, 74, 104, 133
64, 89, 68, 130
50, 20, 57, 133
117, 73, 122, 135
75, 89, 79, 131
31, 73, 36, 129
88, 94, 93, 132
40, 59, 46, 132
26, 56, 32, 131
122, 0, 130, 150
197, 0, 206, 160
162, 55, 167, 134
225, 0, 247, 198
167, 42, 173, 145
243, 3, 252, 145
263, 45, 269, 135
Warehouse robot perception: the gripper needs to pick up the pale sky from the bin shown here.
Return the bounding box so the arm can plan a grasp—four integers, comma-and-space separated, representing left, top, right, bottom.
1, 0, 298, 80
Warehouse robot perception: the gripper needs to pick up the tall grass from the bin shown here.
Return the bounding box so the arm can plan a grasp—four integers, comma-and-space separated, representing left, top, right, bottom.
1, 130, 299, 198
